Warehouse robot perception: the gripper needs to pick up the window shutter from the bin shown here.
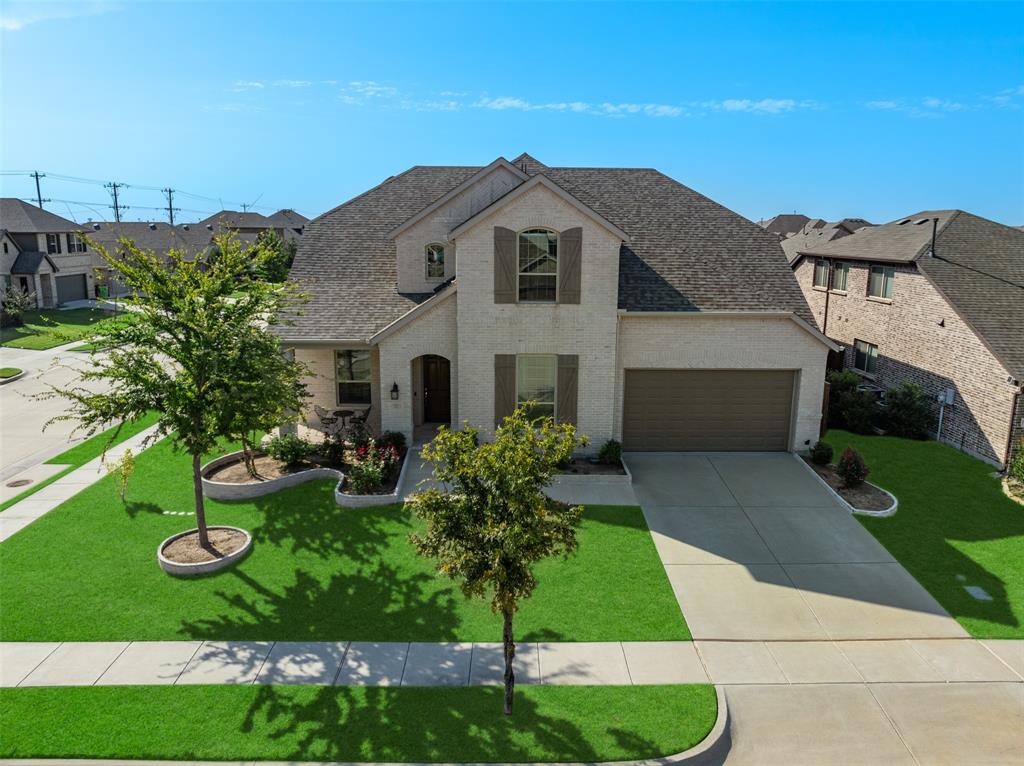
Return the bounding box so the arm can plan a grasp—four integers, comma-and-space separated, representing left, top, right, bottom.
558, 227, 582, 304
494, 354, 516, 428
557, 354, 579, 425
494, 227, 516, 304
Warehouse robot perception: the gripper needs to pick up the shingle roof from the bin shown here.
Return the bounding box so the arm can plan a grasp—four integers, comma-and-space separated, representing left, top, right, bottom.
84, 222, 212, 258
802, 210, 1024, 379
0, 198, 79, 233
762, 213, 810, 237
281, 158, 812, 341
10, 251, 57, 274
781, 220, 859, 264
267, 209, 310, 228
197, 210, 276, 230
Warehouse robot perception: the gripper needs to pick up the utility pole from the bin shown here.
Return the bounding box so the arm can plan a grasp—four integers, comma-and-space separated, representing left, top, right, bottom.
241, 202, 250, 212
31, 171, 49, 208
104, 182, 126, 223
162, 187, 179, 225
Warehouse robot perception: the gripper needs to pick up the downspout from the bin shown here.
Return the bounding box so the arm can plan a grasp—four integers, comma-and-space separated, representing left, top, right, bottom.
1004, 385, 1022, 470
822, 260, 831, 336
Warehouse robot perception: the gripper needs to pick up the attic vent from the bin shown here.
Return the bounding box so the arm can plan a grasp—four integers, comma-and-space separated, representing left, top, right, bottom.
206, 224, 213, 231
898, 219, 912, 225
182, 224, 190, 230
148, 223, 157, 230
914, 218, 930, 225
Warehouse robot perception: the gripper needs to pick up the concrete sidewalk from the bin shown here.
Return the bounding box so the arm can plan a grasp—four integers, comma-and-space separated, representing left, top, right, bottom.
3, 638, 1020, 688
0, 424, 161, 543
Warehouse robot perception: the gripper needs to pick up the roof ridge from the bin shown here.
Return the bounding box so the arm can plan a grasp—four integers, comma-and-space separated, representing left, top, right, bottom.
911, 211, 961, 262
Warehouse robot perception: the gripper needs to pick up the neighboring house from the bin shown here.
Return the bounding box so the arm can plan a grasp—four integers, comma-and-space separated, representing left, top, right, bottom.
281, 153, 836, 453
0, 198, 94, 307
761, 213, 810, 238
794, 210, 1024, 467
198, 210, 304, 244
266, 208, 309, 236
780, 217, 875, 263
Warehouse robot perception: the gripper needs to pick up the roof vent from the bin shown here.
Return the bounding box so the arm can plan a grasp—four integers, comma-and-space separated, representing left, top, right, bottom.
182, 224, 190, 230
898, 219, 912, 225
206, 224, 213, 231
914, 218, 930, 225
148, 223, 157, 230
92, 223, 101, 230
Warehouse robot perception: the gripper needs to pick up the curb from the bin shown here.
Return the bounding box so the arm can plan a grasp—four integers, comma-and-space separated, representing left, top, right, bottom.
336, 448, 412, 508
793, 453, 898, 517
0, 686, 729, 766
0, 370, 27, 385
201, 450, 345, 501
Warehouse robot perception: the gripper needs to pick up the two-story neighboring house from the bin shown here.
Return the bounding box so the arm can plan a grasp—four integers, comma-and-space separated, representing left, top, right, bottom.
280, 154, 835, 454
793, 210, 1024, 467
0, 199, 95, 307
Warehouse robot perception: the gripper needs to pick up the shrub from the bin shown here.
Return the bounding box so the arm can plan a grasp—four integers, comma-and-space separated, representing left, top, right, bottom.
0, 286, 35, 328
837, 389, 880, 435
1010, 440, 1024, 485
836, 446, 870, 487
883, 382, 936, 439
826, 370, 861, 427
598, 439, 623, 465
810, 440, 834, 465
264, 433, 313, 466
318, 432, 347, 466
378, 430, 407, 453
348, 460, 385, 494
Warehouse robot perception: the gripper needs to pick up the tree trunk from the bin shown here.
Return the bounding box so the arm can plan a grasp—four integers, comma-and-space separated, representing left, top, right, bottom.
502, 607, 515, 715
192, 453, 210, 549
242, 436, 259, 479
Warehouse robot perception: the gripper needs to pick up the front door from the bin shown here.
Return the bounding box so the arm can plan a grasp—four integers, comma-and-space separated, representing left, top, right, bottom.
422, 355, 451, 423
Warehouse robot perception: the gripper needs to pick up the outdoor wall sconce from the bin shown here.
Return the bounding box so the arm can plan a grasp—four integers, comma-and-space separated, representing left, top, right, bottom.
390, 382, 399, 400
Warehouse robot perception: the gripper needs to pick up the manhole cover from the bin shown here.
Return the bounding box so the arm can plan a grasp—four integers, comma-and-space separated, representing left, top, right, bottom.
6, 479, 32, 488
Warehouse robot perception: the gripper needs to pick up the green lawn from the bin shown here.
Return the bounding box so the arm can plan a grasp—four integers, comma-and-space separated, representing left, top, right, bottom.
0, 367, 21, 378
0, 412, 160, 513
0, 438, 688, 642
827, 429, 1024, 638
0, 308, 129, 350
0, 684, 716, 762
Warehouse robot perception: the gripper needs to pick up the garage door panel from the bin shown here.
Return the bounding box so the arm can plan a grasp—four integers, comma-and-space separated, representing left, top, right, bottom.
55, 274, 88, 304
623, 370, 794, 451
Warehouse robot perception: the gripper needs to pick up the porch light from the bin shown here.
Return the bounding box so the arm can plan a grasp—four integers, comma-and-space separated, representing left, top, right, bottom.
390, 382, 399, 400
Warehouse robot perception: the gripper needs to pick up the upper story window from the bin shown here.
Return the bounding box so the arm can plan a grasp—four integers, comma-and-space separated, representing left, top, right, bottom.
66, 234, 87, 253
335, 349, 372, 404
853, 339, 878, 374
831, 261, 849, 292
518, 229, 558, 302
46, 233, 62, 254
425, 243, 445, 279
813, 259, 829, 288
868, 264, 895, 299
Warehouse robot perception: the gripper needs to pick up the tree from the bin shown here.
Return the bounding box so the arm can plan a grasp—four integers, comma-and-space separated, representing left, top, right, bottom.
255, 229, 297, 283
1, 285, 35, 327
407, 406, 587, 715
42, 233, 307, 549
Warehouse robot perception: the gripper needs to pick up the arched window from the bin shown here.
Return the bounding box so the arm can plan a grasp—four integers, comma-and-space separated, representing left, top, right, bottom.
518, 229, 558, 302
425, 243, 445, 279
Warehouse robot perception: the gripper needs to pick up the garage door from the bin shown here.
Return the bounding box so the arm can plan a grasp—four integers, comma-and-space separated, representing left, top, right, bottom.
623, 370, 795, 451
55, 274, 88, 304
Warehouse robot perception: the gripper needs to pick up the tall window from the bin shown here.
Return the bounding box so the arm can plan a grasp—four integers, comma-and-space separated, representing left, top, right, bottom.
66, 234, 87, 253
518, 229, 558, 302
868, 264, 895, 299
853, 339, 878, 374
516, 354, 556, 420
425, 243, 445, 279
46, 234, 61, 254
831, 261, 849, 291
336, 349, 372, 404
813, 258, 829, 288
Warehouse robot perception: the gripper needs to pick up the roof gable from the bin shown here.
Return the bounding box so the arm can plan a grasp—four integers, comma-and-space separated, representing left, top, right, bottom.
0, 198, 79, 233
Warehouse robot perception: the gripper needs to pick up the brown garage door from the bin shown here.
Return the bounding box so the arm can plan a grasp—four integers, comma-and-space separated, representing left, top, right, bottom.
623, 370, 795, 451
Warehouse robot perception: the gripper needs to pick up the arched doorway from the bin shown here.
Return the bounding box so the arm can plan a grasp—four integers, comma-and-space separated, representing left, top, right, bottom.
420, 354, 451, 424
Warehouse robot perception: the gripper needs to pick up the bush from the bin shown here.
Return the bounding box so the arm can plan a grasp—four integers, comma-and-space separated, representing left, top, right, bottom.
836, 446, 870, 487
598, 439, 623, 465
1010, 440, 1024, 484
348, 460, 385, 494
827, 370, 880, 434
810, 441, 834, 465
883, 382, 936, 439
264, 434, 313, 466
826, 370, 861, 427
378, 430, 407, 453
318, 432, 347, 466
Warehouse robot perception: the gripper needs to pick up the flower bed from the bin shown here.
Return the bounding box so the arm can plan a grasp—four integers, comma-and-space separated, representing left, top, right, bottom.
336, 444, 410, 508
800, 456, 897, 516
201, 451, 344, 501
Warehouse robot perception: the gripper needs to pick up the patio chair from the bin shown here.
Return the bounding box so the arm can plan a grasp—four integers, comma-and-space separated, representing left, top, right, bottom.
313, 404, 339, 430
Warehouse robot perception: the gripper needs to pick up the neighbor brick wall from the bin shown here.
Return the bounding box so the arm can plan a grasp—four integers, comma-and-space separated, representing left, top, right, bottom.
794, 257, 1018, 466
615, 314, 830, 450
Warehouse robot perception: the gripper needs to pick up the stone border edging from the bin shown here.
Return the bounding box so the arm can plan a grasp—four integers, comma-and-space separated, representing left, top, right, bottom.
793, 454, 898, 517
157, 526, 253, 576
0, 370, 27, 385
551, 458, 633, 490
336, 448, 411, 508
1001, 477, 1024, 507
201, 451, 345, 500
0, 686, 728, 766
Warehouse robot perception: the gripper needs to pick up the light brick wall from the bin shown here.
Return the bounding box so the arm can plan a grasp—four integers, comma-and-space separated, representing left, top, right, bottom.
794, 257, 1018, 466
454, 185, 621, 450
292, 345, 382, 435
377, 291, 459, 441
615, 315, 829, 449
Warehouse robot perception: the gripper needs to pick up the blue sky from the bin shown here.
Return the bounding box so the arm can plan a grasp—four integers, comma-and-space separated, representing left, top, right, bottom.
2, 1, 1022, 225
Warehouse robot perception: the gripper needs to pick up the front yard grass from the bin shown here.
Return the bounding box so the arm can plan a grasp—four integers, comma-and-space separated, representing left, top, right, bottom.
827, 429, 1024, 638
0, 438, 689, 642
0, 367, 21, 378
0, 308, 129, 350
0, 684, 717, 762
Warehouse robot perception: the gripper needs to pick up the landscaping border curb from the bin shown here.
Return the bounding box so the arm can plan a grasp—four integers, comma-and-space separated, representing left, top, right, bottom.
0, 370, 27, 385
551, 458, 633, 491
336, 448, 412, 508
201, 451, 344, 500
157, 526, 253, 576
0, 685, 729, 766
793, 454, 898, 517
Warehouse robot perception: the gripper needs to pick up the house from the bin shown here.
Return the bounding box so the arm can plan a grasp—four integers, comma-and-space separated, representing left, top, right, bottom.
280, 154, 836, 454
793, 210, 1024, 467
780, 217, 874, 263
266, 208, 309, 236
198, 210, 303, 244
0, 199, 95, 307
761, 213, 810, 238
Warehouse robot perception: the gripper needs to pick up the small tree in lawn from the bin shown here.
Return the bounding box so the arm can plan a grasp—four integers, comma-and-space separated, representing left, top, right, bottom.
41, 232, 307, 549
254, 229, 297, 283
408, 405, 587, 715
1, 285, 35, 328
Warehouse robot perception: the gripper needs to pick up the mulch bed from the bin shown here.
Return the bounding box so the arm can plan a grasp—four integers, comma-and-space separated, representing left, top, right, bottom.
206, 453, 349, 484
802, 457, 894, 512
1004, 477, 1024, 506
559, 458, 627, 476
162, 528, 248, 563
338, 450, 407, 495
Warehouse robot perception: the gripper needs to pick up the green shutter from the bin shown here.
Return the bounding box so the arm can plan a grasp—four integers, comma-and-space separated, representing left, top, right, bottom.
557, 354, 579, 425
558, 227, 582, 304
494, 354, 516, 427
494, 227, 517, 304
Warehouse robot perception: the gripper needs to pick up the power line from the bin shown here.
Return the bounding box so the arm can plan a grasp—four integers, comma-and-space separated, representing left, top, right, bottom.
104, 182, 127, 223
31, 171, 49, 209
162, 188, 179, 226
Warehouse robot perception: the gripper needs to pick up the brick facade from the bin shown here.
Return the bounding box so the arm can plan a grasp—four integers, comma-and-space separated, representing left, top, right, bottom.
794, 257, 1020, 466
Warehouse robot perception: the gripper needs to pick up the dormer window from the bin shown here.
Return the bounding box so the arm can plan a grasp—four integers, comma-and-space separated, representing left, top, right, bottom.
518, 228, 558, 302
425, 243, 445, 279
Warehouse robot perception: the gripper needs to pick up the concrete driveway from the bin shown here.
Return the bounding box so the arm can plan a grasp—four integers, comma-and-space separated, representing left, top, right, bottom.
625, 452, 968, 640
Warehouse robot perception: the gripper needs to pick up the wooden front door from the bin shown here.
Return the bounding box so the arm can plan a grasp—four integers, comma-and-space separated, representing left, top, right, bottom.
422, 355, 451, 423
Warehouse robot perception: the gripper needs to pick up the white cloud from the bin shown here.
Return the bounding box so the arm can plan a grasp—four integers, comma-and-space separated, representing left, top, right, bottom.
715, 98, 798, 114
274, 79, 312, 88
233, 80, 265, 92
867, 100, 900, 110
0, 1, 118, 31
348, 81, 398, 98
